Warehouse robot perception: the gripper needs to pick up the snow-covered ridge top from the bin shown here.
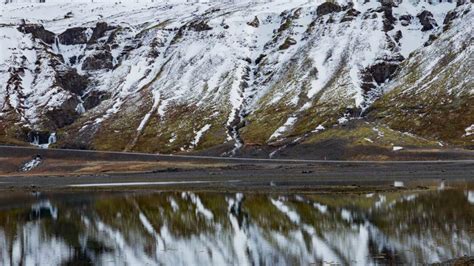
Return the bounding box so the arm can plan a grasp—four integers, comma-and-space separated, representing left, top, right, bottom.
1, 0, 457, 29
0, 0, 319, 32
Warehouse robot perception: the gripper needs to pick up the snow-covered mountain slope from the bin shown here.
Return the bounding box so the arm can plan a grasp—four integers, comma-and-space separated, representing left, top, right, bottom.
0, 0, 472, 157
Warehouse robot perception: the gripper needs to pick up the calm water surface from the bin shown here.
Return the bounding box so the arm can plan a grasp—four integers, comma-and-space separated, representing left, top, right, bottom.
0, 187, 473, 265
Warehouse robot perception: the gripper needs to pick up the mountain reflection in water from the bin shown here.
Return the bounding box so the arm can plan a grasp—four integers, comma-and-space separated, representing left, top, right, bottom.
0, 189, 472, 265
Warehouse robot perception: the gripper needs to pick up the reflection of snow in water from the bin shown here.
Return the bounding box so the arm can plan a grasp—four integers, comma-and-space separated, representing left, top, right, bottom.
270, 198, 300, 224
468, 191, 474, 204
375, 195, 386, 209
403, 194, 417, 202
0, 223, 69, 265
341, 209, 352, 222
168, 197, 180, 212
0, 190, 472, 265
31, 200, 58, 220
183, 192, 214, 220
438, 180, 446, 191
394, 181, 404, 188
313, 202, 328, 213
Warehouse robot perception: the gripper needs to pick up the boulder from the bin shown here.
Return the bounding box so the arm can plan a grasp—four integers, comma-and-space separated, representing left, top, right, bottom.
58, 27, 89, 45
17, 24, 55, 44
316, 2, 342, 16
247, 16, 260, 27
417, 10, 438, 31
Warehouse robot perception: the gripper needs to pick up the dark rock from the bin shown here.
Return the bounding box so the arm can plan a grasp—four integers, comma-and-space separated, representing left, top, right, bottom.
69, 56, 77, 65
247, 16, 260, 27
255, 54, 266, 65
456, 0, 470, 7
27, 131, 50, 144
45, 96, 81, 128
361, 58, 402, 92
58, 27, 89, 45
17, 24, 55, 44
292, 8, 303, 19
316, 2, 342, 16
379, 4, 396, 31
55, 69, 89, 95
399, 14, 413, 26
82, 51, 113, 71
88, 22, 108, 44
278, 37, 297, 50
443, 9, 459, 31
188, 20, 212, 31
106, 27, 123, 44
327, 16, 336, 24
393, 30, 403, 43
424, 34, 438, 46
309, 67, 318, 78
82, 91, 111, 110
341, 8, 361, 22
443, 10, 458, 25
380, 0, 397, 7
64, 11, 74, 19
277, 18, 292, 32
417, 10, 438, 31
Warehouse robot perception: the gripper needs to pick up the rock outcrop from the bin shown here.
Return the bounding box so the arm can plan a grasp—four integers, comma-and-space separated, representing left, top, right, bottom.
58, 27, 89, 45
417, 10, 438, 31
316, 2, 341, 16
82, 51, 113, 70
17, 24, 55, 44
56, 69, 89, 95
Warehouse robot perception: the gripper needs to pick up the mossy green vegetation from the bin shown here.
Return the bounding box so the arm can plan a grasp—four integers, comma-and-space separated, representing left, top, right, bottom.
369, 45, 474, 146
303, 121, 439, 148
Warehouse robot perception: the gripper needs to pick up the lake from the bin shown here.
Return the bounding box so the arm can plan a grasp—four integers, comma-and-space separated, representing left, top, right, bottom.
0, 186, 473, 265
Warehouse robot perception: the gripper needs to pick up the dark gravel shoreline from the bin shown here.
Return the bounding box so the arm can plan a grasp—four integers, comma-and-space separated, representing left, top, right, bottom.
0, 145, 473, 192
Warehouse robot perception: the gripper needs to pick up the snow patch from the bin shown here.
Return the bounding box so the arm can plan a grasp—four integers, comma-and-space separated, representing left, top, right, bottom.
20, 156, 42, 172
313, 202, 328, 214
468, 191, 474, 205
191, 124, 211, 148
269, 116, 297, 140
311, 124, 325, 133
270, 198, 300, 224
464, 124, 474, 137
394, 181, 405, 188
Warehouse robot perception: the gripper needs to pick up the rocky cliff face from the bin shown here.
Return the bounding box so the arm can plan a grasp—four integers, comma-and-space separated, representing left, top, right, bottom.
0, 0, 472, 157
